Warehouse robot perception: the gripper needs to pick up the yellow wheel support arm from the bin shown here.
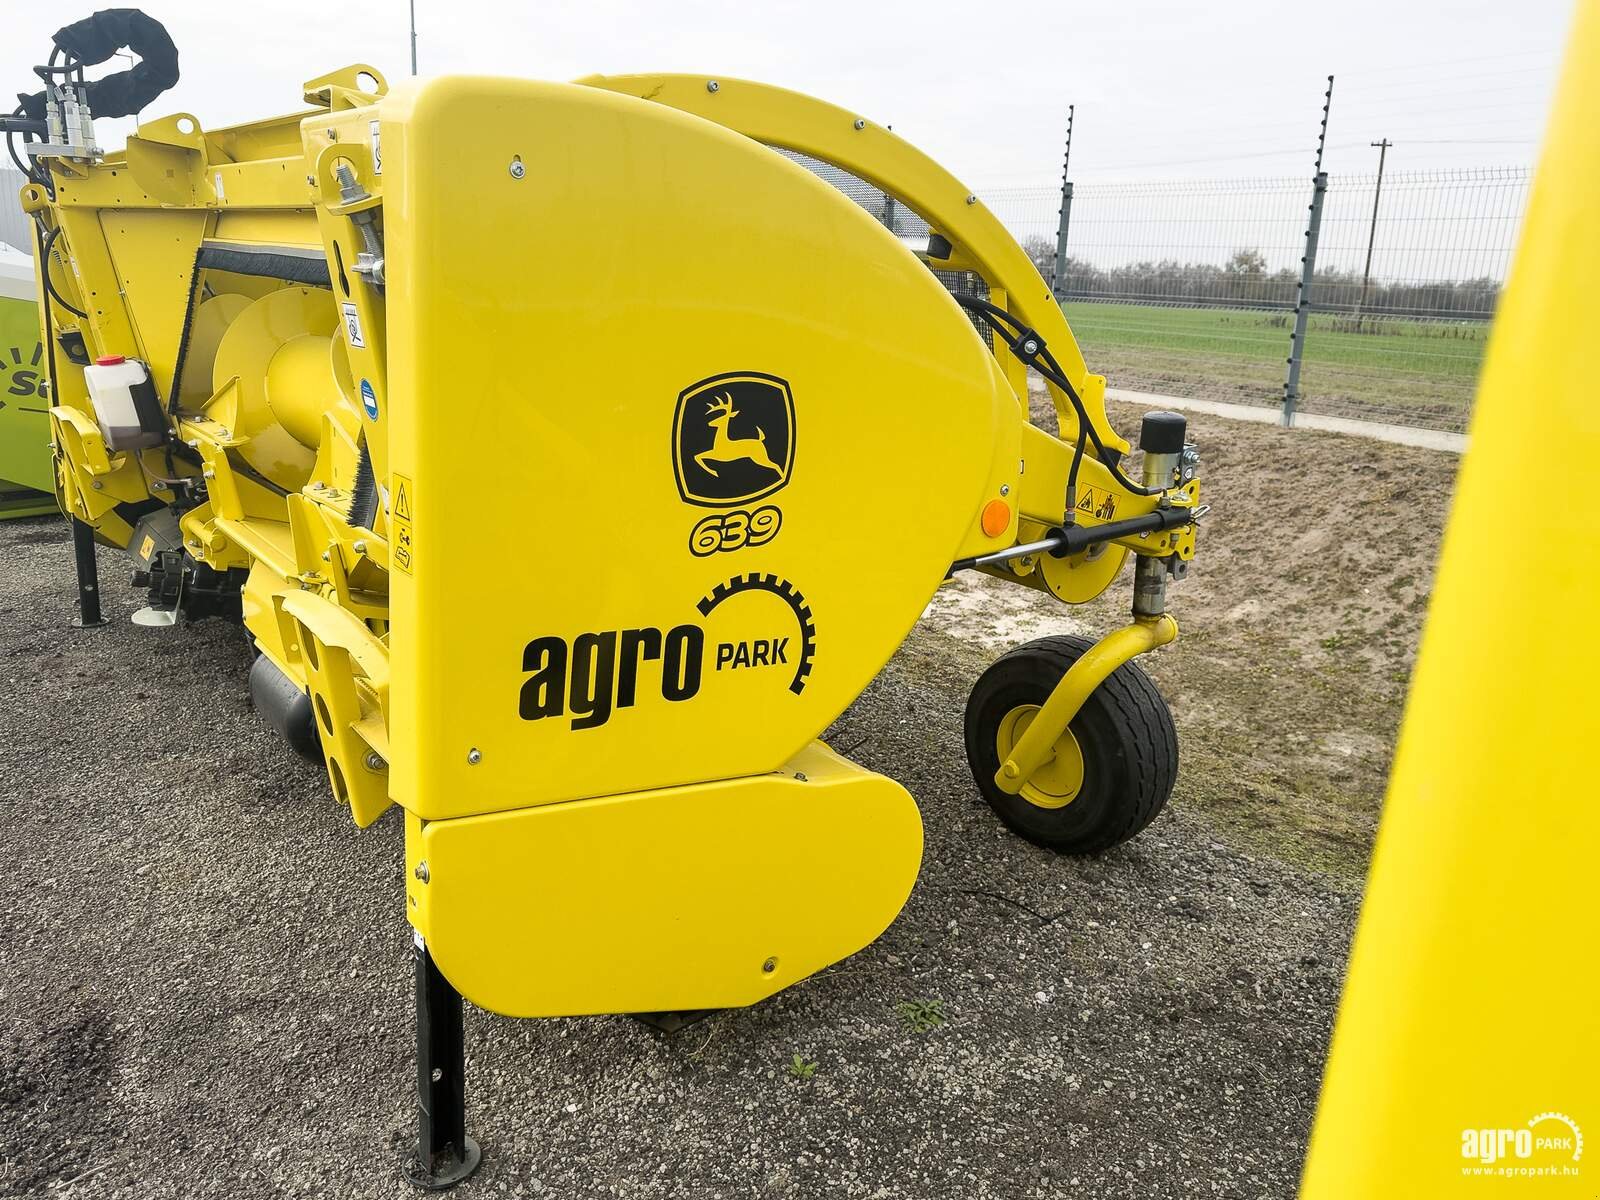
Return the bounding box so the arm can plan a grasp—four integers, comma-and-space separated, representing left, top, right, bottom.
992, 614, 1178, 794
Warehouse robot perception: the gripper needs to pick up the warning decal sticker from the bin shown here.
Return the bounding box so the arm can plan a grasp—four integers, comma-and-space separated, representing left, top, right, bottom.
1075, 486, 1119, 522
342, 301, 366, 349
392, 474, 415, 575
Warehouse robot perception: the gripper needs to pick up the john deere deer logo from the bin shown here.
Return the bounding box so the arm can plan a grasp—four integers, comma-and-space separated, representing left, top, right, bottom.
673, 372, 795, 507
698, 392, 787, 481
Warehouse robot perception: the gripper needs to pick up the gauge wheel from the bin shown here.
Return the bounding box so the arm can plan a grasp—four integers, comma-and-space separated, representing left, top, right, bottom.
964, 634, 1177, 854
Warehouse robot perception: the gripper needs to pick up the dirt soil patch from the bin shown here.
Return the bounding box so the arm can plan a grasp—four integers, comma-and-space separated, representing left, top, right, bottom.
0, 403, 1457, 1198
964, 395, 1461, 876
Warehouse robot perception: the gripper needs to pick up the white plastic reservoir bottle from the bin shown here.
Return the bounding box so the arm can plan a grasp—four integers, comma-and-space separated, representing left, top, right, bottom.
83, 355, 164, 451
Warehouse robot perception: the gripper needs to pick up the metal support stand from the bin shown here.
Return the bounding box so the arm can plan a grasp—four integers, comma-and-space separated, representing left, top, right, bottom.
404, 938, 481, 1191
70, 518, 107, 628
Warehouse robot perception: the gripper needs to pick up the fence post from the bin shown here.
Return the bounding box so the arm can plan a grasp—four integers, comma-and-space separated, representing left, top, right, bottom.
1283, 171, 1328, 426
1052, 105, 1074, 298
1284, 74, 1335, 426
1054, 183, 1073, 298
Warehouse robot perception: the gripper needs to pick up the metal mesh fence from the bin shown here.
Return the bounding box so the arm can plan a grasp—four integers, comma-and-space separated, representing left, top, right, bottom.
779, 151, 1527, 436
1025, 177, 1313, 416
997, 169, 1526, 433
1287, 167, 1528, 430
1312, 167, 1527, 316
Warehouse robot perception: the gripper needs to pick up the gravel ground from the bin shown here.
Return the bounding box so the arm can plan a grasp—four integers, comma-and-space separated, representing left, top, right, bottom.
0, 404, 1445, 1199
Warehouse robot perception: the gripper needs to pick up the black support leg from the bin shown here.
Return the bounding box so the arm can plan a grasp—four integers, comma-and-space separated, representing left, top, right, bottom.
71, 518, 107, 628
404, 938, 481, 1190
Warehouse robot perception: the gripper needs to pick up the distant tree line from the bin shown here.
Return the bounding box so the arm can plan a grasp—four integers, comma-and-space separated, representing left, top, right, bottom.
1018, 237, 1502, 320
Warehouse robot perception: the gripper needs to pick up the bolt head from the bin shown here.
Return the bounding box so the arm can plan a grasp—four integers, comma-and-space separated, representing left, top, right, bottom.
853, 118, 866, 130
1000, 484, 1010, 496
364, 751, 385, 771
509, 159, 525, 179
414, 860, 430, 883
467, 747, 483, 765
706, 80, 720, 93
762, 957, 778, 973
965, 194, 977, 205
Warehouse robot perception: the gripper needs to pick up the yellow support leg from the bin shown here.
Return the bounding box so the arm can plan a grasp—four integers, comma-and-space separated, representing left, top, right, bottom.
992, 613, 1177, 794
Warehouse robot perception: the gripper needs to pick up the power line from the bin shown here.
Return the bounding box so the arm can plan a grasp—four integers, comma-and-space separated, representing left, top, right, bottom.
1063, 129, 1536, 174
1337, 48, 1554, 73
1367, 117, 1551, 132
1082, 146, 1331, 172
1333, 98, 1550, 117
1336, 65, 1554, 94
1138, 97, 1549, 144
1140, 81, 1551, 129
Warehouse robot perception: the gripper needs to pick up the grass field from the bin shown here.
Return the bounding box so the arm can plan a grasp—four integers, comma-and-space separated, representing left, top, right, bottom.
1060, 300, 1488, 430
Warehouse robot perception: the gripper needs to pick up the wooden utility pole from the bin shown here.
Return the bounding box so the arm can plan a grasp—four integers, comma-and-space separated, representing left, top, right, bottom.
1357, 139, 1393, 314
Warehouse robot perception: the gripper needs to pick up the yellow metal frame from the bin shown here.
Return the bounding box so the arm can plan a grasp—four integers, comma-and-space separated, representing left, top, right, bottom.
579, 73, 1127, 457
28, 63, 1199, 1016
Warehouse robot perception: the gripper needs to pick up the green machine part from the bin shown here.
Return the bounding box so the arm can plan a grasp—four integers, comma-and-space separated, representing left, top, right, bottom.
0, 247, 56, 518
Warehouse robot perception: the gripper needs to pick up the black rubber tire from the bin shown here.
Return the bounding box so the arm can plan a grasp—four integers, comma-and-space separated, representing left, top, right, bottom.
964, 634, 1178, 854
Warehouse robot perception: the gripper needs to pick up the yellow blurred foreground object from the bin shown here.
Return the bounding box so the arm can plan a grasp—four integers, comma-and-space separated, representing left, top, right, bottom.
1302, 3, 1598, 1196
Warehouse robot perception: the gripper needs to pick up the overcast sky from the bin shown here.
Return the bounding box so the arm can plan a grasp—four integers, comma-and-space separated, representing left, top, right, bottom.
3, 0, 1574, 189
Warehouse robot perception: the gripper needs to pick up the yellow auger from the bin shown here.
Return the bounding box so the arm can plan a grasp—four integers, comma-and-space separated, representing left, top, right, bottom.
10, 10, 1202, 1185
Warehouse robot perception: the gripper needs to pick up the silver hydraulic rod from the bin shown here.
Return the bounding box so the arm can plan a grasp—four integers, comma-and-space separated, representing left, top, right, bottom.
958, 535, 1064, 571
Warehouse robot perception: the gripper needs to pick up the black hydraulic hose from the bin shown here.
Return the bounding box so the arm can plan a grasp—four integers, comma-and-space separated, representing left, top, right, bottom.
19, 10, 179, 121
951, 293, 1169, 498
5, 105, 46, 185
1063, 419, 1088, 525
40, 224, 89, 319
34, 220, 64, 515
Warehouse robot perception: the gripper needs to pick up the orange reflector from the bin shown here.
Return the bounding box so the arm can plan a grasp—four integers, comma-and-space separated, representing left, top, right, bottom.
981, 499, 1010, 538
